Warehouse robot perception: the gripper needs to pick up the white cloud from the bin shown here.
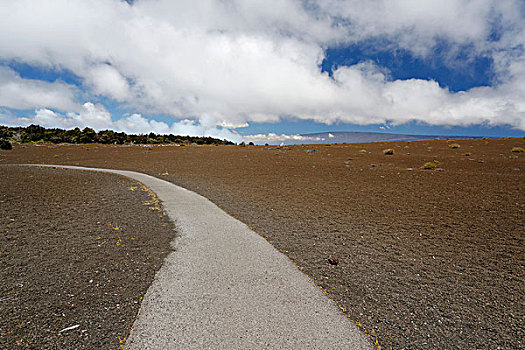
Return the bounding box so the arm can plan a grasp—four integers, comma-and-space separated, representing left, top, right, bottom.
85, 64, 130, 101
1, 103, 243, 142
243, 133, 323, 144
0, 0, 523, 132
218, 121, 250, 129
0, 67, 79, 111
319, 0, 500, 54
26, 103, 113, 130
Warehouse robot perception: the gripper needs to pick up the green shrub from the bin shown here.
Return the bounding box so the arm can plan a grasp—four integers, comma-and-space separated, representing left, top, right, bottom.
0, 138, 12, 150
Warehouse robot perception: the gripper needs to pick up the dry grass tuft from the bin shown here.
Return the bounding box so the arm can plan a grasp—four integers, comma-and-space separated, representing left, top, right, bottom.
448, 143, 461, 149
383, 149, 395, 155
510, 147, 524, 153
420, 162, 437, 170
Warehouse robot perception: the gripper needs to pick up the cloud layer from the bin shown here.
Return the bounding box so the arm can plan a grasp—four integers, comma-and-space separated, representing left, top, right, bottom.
0, 0, 524, 134
1, 103, 241, 142
0, 67, 78, 111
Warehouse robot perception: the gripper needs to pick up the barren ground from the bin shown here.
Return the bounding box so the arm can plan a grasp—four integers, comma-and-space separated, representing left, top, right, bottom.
0, 166, 175, 349
1, 137, 524, 349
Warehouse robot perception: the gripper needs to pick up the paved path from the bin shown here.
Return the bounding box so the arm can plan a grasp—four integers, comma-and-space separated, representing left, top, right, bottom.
26, 165, 372, 349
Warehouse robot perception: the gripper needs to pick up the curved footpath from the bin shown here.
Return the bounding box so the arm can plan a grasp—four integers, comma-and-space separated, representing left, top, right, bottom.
26, 165, 372, 349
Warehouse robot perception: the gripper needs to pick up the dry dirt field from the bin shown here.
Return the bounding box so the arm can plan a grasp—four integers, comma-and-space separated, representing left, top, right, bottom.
0, 166, 175, 349
1, 137, 524, 349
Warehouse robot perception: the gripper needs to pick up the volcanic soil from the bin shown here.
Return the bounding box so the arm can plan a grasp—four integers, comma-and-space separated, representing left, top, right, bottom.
0, 165, 175, 349
2, 137, 524, 349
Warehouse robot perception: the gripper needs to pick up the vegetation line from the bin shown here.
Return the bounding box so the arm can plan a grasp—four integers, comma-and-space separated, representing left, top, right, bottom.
0, 124, 234, 147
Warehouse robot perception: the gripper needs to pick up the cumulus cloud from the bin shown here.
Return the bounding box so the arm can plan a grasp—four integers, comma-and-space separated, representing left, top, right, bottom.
218, 121, 250, 129
3, 103, 114, 130
242, 133, 323, 144
319, 0, 508, 55
0, 0, 523, 133
1, 103, 242, 142
85, 64, 130, 101
0, 67, 79, 111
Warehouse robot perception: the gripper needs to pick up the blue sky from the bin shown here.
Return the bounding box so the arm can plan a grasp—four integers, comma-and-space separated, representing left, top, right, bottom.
1, 0, 524, 143
321, 42, 495, 93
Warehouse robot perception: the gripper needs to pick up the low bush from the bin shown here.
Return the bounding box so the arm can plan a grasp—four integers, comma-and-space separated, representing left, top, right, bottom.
0, 138, 12, 150
448, 143, 460, 149
511, 147, 525, 153
383, 148, 395, 155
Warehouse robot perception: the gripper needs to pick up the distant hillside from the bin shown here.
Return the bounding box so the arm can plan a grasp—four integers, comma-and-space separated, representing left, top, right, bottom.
295, 131, 484, 144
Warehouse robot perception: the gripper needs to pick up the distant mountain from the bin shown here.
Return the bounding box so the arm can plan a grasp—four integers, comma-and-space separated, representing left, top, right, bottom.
293, 131, 484, 145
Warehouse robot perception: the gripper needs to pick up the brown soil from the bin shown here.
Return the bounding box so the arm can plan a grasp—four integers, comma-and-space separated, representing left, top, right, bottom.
0, 165, 175, 349
2, 137, 524, 349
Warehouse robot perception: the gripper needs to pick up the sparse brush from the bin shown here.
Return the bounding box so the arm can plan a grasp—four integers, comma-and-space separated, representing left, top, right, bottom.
511, 147, 525, 153
359, 149, 367, 154
464, 152, 471, 156
420, 162, 437, 170
448, 143, 460, 149
383, 148, 395, 155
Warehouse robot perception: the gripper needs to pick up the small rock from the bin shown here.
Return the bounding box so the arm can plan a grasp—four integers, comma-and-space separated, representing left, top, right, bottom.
327, 258, 339, 265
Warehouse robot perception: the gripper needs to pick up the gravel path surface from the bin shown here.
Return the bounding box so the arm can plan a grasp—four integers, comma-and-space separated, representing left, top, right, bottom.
28, 165, 372, 350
